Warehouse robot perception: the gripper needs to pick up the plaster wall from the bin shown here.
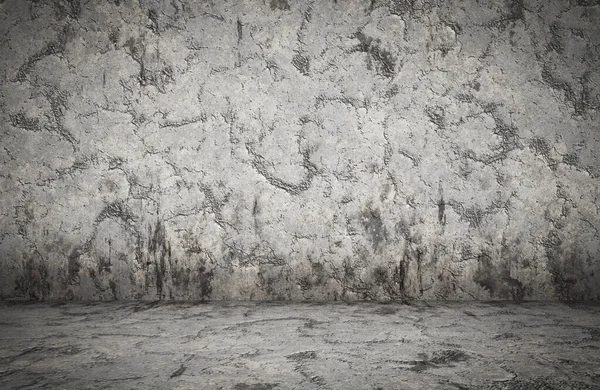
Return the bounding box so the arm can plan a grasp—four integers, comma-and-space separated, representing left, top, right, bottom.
0, 0, 599, 300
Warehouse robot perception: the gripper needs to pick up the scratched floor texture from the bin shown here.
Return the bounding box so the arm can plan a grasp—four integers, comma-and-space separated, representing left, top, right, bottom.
0, 301, 599, 389
1, 0, 600, 301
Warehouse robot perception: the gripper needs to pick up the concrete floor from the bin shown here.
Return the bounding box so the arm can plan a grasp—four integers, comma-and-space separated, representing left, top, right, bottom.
0, 302, 599, 390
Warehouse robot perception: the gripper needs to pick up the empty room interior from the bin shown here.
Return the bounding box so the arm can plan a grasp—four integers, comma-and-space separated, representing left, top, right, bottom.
0, 0, 599, 389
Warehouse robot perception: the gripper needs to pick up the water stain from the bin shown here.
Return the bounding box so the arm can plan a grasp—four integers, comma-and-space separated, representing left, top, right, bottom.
15, 256, 51, 300
473, 252, 527, 301
269, 0, 290, 11
360, 208, 387, 251
437, 182, 446, 226
67, 248, 81, 284
148, 220, 171, 299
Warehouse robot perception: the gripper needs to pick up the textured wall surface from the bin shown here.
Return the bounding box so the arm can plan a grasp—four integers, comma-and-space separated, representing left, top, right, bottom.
0, 0, 599, 301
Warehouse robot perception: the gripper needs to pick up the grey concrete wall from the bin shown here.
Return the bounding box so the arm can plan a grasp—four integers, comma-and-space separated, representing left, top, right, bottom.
0, 0, 599, 301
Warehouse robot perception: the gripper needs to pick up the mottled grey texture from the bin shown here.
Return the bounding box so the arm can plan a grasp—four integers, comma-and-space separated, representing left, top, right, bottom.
1, 301, 600, 389
0, 0, 599, 301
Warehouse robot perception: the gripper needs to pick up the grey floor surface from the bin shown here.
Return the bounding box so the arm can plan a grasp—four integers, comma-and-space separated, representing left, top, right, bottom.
0, 301, 599, 389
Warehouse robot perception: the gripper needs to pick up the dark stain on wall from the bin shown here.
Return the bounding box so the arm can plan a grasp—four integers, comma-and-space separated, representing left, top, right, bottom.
425, 106, 446, 130
353, 31, 397, 78
292, 53, 310, 76
372, 265, 388, 286
541, 229, 592, 301
361, 207, 388, 251
171, 260, 213, 301
507, 0, 524, 21
67, 248, 81, 285
389, 0, 418, 16
548, 252, 589, 301
109, 280, 118, 300
148, 220, 171, 299
237, 18, 243, 43
15, 256, 51, 300
437, 183, 446, 226
298, 260, 328, 294
147, 9, 159, 34
258, 264, 293, 301
98, 246, 112, 275
270, 0, 290, 11
386, 257, 410, 300
473, 252, 527, 301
